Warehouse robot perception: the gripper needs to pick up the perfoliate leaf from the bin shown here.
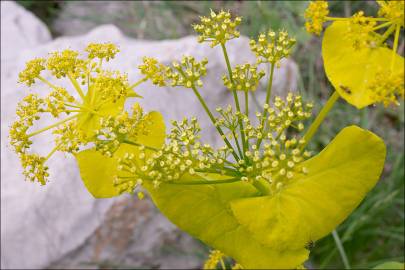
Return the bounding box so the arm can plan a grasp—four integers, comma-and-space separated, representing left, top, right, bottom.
75, 111, 165, 198
146, 126, 386, 269
76, 96, 125, 138
230, 125, 386, 251
144, 176, 310, 269
322, 21, 404, 109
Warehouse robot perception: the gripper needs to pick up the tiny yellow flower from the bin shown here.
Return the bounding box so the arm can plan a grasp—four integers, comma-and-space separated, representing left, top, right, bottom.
85, 42, 120, 61
20, 154, 49, 185
193, 9, 242, 47
249, 30, 296, 66
222, 63, 265, 92
377, 0, 404, 27
91, 70, 130, 103
203, 250, 225, 270
18, 58, 46, 86
47, 49, 87, 79
138, 57, 168, 86
45, 87, 75, 117
166, 56, 208, 88
304, 0, 329, 35
368, 69, 404, 107
346, 11, 378, 50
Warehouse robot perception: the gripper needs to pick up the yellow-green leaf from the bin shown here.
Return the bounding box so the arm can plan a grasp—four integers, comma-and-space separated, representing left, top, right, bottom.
75, 111, 165, 198
146, 125, 385, 269
230, 125, 386, 252
75, 145, 131, 198
76, 97, 125, 138
145, 176, 310, 269
322, 21, 404, 108
373, 261, 404, 269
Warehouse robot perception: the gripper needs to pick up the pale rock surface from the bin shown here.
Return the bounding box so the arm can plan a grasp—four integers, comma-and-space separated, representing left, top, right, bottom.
1, 2, 298, 269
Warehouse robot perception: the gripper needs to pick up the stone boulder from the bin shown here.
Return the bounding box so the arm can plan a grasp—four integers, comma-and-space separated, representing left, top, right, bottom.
1, 2, 298, 269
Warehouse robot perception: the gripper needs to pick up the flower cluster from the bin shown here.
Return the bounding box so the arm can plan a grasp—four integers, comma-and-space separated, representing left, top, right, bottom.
222, 64, 265, 92
10, 94, 45, 155
249, 30, 296, 66
20, 154, 49, 185
46, 49, 87, 79
166, 56, 208, 88
94, 104, 152, 157
368, 70, 404, 107
10, 43, 144, 184
18, 58, 46, 86
257, 94, 313, 136
85, 42, 120, 61
53, 121, 87, 153
203, 250, 225, 270
91, 71, 130, 103
115, 117, 232, 194
377, 0, 404, 26
346, 11, 378, 50
193, 10, 242, 47
304, 0, 329, 35
45, 87, 75, 117
138, 57, 168, 86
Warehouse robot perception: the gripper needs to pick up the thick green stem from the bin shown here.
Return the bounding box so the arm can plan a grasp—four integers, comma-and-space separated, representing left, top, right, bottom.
300, 91, 340, 150
221, 43, 247, 160
332, 230, 351, 269
256, 63, 275, 149
191, 85, 240, 161
27, 114, 78, 137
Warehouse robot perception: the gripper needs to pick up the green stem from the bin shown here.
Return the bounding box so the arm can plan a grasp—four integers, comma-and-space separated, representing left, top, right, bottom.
373, 21, 392, 31
64, 103, 101, 115
332, 230, 351, 269
300, 90, 340, 150
191, 85, 240, 161
129, 77, 148, 89
256, 63, 275, 149
244, 90, 249, 117
123, 139, 159, 152
38, 76, 60, 90
232, 130, 244, 158
68, 73, 86, 100
220, 258, 226, 270
167, 177, 239, 185
390, 24, 400, 71
221, 43, 247, 160
377, 24, 396, 46
326, 16, 388, 22
27, 114, 78, 137
44, 143, 61, 162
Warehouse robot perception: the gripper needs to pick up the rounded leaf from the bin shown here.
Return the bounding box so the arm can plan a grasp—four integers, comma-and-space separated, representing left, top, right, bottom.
230, 126, 386, 252
322, 21, 404, 108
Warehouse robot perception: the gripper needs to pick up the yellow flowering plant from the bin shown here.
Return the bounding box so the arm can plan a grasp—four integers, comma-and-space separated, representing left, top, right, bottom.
9, 8, 393, 270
